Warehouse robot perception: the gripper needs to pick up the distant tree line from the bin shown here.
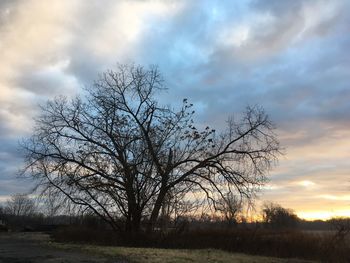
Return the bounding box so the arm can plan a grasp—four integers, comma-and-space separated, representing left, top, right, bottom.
2, 192, 347, 235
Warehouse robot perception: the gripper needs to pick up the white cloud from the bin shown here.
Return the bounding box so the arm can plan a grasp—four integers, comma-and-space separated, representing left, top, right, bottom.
319, 194, 350, 201
298, 180, 316, 187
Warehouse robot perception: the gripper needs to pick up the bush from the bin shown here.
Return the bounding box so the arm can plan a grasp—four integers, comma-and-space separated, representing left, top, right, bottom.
52, 226, 121, 245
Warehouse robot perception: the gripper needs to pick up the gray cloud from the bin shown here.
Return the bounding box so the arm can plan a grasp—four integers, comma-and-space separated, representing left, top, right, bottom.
0, 0, 349, 217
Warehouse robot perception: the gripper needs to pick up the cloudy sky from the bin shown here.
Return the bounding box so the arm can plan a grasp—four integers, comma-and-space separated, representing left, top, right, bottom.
0, 0, 349, 219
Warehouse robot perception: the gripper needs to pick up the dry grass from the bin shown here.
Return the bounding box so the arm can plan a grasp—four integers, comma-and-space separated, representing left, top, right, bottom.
51, 227, 350, 262
50, 242, 316, 263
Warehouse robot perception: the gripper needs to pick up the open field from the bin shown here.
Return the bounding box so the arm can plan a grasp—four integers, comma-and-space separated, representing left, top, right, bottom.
0, 232, 316, 263
51, 242, 317, 263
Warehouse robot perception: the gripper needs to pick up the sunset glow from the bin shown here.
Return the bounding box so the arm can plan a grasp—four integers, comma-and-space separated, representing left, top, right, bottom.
297, 210, 350, 221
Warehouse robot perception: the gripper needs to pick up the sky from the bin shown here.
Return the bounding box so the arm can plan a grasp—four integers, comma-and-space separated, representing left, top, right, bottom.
0, 0, 349, 220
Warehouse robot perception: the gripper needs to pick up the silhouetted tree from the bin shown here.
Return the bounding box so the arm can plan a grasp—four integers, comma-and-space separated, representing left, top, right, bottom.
22, 64, 280, 233
158, 189, 200, 231
216, 193, 243, 226
0, 206, 5, 221
5, 193, 36, 217
262, 202, 299, 229
39, 187, 64, 219
329, 217, 350, 243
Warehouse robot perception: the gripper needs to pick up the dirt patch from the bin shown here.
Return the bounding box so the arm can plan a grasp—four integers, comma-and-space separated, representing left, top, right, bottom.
0, 232, 124, 263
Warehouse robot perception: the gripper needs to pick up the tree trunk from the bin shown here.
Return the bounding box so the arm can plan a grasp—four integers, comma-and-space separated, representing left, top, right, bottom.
125, 174, 142, 233
125, 209, 141, 233
147, 189, 167, 233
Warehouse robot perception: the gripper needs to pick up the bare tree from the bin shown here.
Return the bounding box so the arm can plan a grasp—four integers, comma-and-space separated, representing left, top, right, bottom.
158, 189, 200, 231
0, 206, 5, 223
39, 188, 63, 218
329, 217, 350, 244
216, 193, 243, 226
5, 194, 36, 217
22, 64, 280, 233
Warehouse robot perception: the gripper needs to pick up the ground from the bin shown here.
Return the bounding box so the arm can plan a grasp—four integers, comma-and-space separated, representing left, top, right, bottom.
0, 232, 316, 263
0, 232, 122, 263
